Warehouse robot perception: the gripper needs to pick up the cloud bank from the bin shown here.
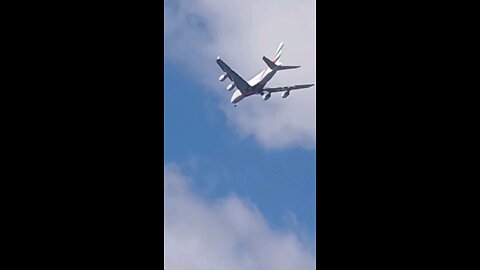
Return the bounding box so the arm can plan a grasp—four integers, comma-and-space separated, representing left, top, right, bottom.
165, 0, 316, 149
164, 164, 316, 270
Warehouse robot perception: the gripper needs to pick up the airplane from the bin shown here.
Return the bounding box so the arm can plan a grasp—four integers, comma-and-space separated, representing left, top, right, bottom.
216, 42, 314, 106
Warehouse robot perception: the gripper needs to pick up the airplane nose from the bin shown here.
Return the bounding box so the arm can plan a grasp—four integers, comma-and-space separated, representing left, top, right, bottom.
230, 90, 242, 104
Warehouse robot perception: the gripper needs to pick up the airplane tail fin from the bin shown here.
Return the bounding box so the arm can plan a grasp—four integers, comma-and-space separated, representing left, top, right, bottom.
273, 42, 283, 64
263, 42, 300, 70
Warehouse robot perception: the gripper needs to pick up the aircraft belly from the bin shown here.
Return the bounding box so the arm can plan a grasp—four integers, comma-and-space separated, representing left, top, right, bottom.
248, 76, 262, 86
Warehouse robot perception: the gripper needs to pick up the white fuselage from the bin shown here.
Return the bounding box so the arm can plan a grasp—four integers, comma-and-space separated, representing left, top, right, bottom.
230, 67, 277, 104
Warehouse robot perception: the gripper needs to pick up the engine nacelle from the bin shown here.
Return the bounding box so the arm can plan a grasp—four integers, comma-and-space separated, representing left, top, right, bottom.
227, 82, 235, 91
219, 73, 227, 82
282, 91, 290, 98
263, 92, 271, 100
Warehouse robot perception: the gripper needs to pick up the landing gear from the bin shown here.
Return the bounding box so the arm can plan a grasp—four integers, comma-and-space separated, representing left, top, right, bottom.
234, 104, 237, 107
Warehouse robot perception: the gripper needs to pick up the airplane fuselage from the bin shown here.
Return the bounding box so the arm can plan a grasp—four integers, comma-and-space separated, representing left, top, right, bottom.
218, 42, 312, 105
230, 67, 278, 104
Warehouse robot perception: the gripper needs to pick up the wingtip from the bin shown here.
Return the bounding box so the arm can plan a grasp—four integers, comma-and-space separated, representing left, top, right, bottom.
217, 56, 220, 60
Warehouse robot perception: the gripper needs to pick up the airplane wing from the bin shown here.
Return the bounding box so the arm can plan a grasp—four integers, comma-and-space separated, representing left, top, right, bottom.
263, 84, 315, 93
216, 57, 250, 94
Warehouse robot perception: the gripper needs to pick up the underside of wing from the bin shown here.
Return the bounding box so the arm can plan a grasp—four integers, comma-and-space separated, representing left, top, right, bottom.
216, 57, 250, 94
264, 83, 315, 93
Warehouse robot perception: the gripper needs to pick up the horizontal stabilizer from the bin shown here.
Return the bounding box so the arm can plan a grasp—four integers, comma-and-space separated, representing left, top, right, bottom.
263, 56, 277, 69
263, 56, 300, 70
277, 65, 300, 70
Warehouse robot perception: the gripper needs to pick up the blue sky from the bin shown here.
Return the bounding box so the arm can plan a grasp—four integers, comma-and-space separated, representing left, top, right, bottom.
164, 61, 316, 238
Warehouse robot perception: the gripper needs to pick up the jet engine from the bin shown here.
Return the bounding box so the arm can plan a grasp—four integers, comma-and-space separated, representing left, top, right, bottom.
227, 82, 235, 91
263, 92, 271, 100
219, 72, 227, 82
282, 91, 290, 98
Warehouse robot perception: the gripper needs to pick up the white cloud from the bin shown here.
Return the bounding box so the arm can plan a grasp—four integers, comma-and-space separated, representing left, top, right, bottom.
165, 0, 316, 149
164, 163, 316, 270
